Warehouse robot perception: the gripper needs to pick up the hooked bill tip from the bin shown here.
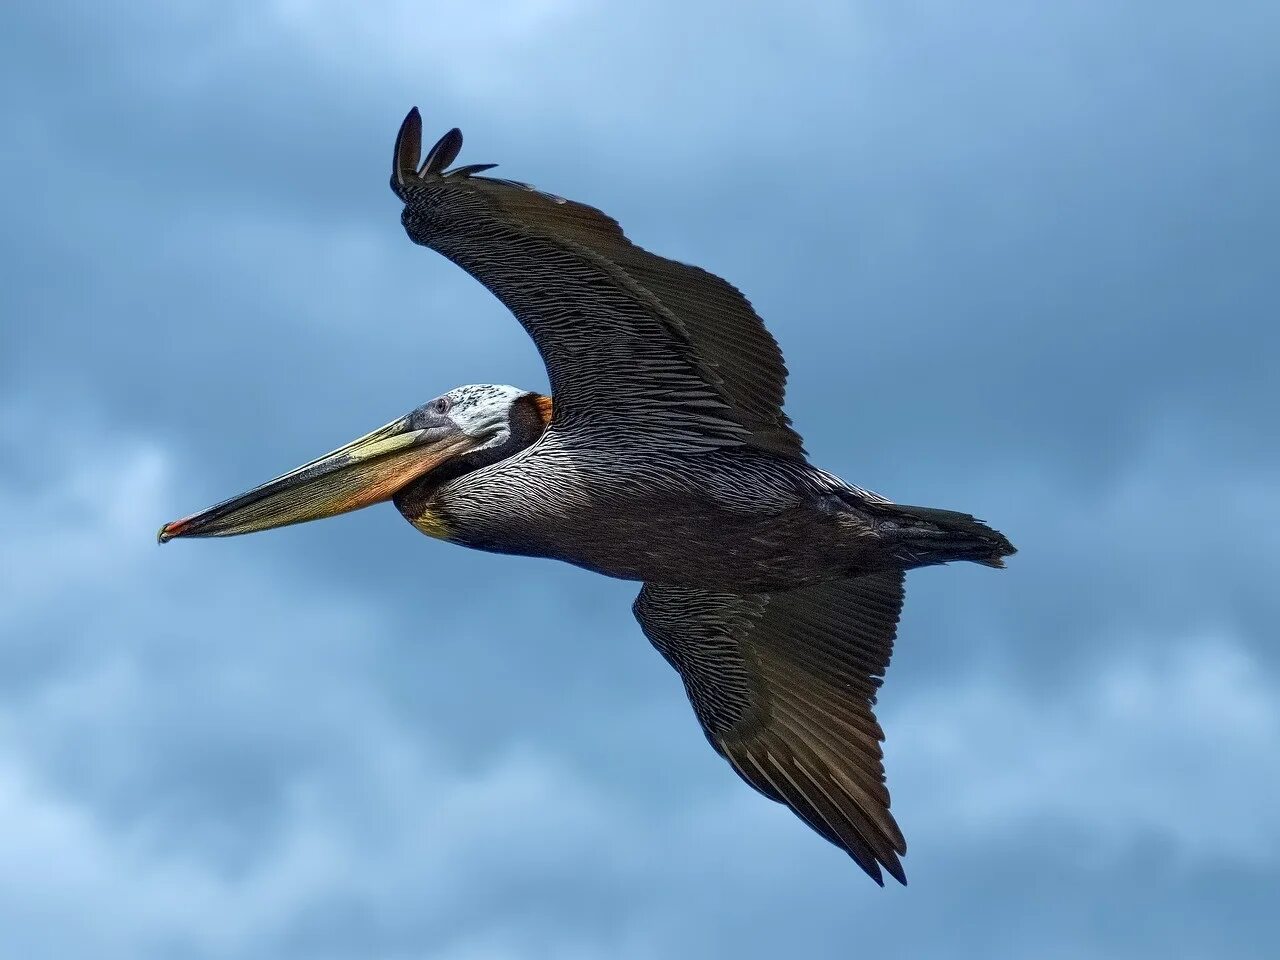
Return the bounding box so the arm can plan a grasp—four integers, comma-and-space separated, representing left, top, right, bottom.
157, 520, 185, 544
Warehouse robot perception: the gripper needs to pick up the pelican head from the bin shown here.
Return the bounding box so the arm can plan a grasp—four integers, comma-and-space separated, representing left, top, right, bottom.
158, 385, 551, 543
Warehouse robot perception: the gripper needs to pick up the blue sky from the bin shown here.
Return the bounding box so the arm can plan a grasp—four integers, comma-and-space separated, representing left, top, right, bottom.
2, 1, 1278, 957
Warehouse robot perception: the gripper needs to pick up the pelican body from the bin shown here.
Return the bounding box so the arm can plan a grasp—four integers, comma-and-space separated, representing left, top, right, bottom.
160, 108, 1015, 885
401, 433, 1002, 594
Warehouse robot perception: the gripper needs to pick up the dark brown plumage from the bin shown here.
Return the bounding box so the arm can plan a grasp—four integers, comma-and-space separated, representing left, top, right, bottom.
159, 107, 1016, 886
637, 573, 908, 884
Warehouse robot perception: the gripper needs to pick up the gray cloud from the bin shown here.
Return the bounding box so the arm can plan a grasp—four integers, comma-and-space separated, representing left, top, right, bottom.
1, 0, 1277, 957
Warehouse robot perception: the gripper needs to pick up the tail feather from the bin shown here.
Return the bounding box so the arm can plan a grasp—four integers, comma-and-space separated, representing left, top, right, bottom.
869, 503, 1017, 570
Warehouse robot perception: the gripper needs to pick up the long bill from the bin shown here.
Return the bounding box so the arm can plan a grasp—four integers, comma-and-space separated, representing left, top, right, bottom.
157, 415, 478, 543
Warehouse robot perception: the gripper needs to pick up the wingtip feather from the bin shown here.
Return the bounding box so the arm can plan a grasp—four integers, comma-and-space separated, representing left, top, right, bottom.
392, 106, 422, 195
421, 127, 464, 176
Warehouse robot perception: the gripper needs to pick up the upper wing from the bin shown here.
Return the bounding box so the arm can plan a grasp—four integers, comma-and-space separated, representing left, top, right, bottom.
633, 572, 908, 885
390, 108, 805, 459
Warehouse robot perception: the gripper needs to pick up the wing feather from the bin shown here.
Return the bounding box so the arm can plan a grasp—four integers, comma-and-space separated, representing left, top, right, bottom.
634, 572, 908, 885
390, 108, 805, 458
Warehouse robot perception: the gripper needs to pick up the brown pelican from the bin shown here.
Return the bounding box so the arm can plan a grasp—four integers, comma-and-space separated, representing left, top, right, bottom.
159, 107, 1015, 885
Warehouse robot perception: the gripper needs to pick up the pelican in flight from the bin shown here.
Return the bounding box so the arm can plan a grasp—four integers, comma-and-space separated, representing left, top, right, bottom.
159, 107, 1015, 885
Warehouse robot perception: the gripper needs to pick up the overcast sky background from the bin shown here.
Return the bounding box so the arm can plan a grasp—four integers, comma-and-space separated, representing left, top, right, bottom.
2, 2, 1278, 957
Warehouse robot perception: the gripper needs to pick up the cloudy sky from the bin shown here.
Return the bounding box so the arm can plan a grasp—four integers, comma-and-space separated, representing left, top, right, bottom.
2, 1, 1277, 957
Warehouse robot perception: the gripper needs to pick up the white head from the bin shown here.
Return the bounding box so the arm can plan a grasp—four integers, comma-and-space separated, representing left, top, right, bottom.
427, 384, 543, 450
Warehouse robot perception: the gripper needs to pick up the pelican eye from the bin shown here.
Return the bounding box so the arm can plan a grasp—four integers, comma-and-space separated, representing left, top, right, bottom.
431, 397, 451, 415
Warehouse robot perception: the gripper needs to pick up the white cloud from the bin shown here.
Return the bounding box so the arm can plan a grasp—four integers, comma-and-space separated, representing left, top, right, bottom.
890, 635, 1280, 868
